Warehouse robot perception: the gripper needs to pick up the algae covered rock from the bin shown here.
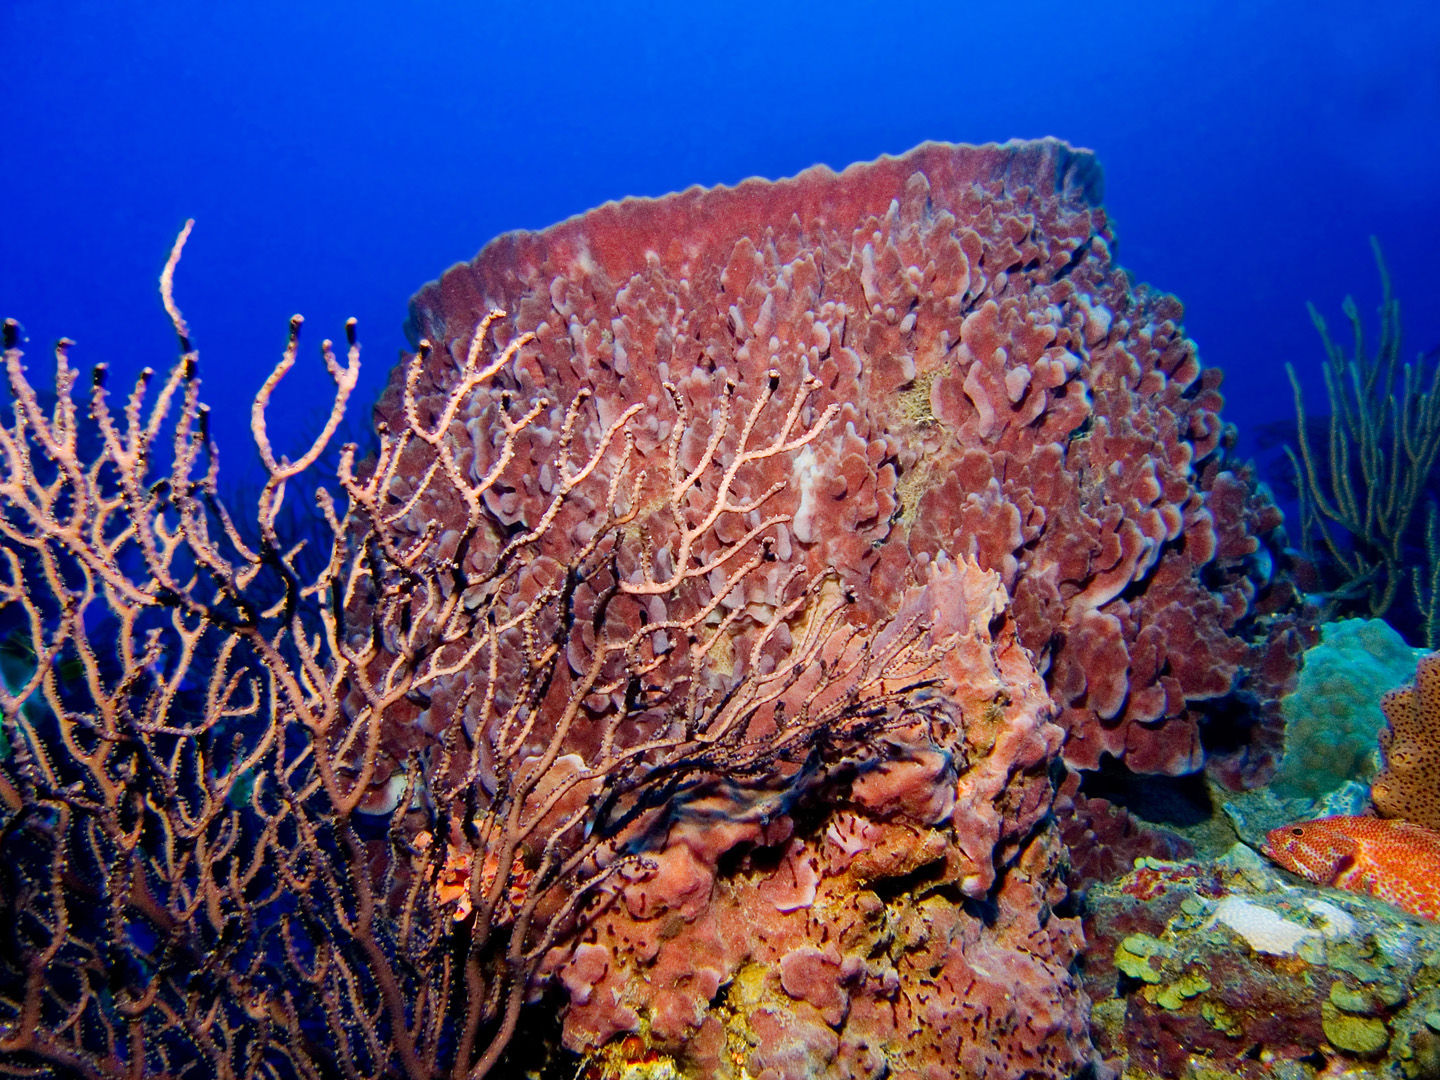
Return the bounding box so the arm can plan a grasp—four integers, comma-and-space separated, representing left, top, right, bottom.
1083, 845, 1440, 1079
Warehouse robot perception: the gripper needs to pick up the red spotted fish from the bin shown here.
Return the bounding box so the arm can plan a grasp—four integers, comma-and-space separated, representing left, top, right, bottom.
1263, 815, 1440, 921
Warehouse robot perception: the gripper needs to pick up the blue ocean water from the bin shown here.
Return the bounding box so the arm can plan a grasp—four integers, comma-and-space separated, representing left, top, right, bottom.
2, 0, 1438, 501
4, 7, 1440, 1075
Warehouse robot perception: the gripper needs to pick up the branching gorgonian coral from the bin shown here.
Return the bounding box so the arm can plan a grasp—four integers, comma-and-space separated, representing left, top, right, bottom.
0, 224, 944, 1079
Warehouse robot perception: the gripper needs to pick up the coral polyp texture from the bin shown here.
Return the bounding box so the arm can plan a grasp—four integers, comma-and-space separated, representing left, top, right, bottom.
400, 138, 1305, 784
1374, 650, 1440, 829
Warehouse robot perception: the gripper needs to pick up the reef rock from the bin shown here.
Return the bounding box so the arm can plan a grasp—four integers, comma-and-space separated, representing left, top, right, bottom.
1084, 846, 1440, 1079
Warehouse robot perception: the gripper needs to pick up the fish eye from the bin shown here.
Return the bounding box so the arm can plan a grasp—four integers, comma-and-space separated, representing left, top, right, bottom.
1290, 827, 1303, 835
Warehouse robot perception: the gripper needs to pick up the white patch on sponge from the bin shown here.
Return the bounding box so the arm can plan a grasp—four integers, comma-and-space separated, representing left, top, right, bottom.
1208, 896, 1320, 955
789, 444, 821, 544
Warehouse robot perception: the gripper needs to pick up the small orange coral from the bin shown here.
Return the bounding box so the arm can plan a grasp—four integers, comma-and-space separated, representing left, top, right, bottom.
414, 825, 534, 923
1372, 651, 1440, 829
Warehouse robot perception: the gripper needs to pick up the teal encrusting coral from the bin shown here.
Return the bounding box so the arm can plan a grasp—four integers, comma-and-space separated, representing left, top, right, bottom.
1270, 618, 1425, 801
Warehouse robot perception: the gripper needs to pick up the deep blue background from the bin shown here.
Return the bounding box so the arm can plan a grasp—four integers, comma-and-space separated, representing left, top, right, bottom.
3, 0, 1438, 501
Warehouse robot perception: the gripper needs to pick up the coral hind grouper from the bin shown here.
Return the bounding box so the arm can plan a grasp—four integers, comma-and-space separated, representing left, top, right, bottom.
1263, 815, 1440, 922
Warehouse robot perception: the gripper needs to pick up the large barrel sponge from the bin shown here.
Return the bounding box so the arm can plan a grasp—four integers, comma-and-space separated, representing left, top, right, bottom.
397, 138, 1310, 783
